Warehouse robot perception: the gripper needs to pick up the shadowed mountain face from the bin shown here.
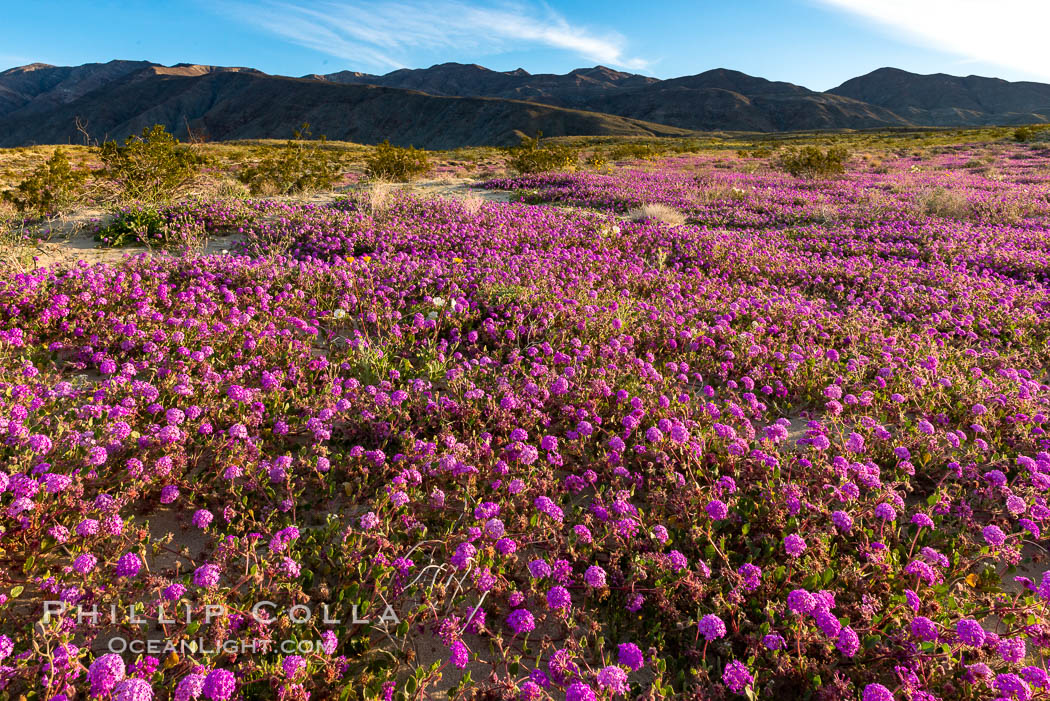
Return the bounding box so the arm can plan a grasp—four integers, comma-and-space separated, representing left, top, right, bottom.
2, 60, 1050, 148
0, 60, 155, 117
827, 67, 1050, 125
313, 63, 660, 105
0, 65, 693, 148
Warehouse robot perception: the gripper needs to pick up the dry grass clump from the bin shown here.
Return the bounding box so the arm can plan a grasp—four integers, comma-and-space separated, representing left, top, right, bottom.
856, 189, 898, 220
813, 203, 839, 224
0, 200, 38, 272
627, 203, 686, 226
363, 181, 394, 217
973, 197, 1039, 226
214, 177, 251, 200
459, 190, 484, 216
914, 186, 971, 219
691, 184, 748, 205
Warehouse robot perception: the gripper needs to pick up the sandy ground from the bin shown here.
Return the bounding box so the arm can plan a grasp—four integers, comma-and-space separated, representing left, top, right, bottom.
2, 178, 511, 271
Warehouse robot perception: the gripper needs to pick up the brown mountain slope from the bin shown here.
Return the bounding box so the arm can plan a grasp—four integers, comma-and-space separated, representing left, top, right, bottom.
0, 71, 695, 149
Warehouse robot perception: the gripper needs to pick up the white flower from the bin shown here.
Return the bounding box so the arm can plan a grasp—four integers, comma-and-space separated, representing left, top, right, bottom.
427, 311, 438, 320
432, 296, 446, 307
333, 309, 347, 320
221, 249, 229, 255
449, 299, 458, 311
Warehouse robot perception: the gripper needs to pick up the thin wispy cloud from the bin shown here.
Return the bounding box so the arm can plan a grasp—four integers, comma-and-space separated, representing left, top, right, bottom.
814, 0, 1050, 80
226, 0, 648, 72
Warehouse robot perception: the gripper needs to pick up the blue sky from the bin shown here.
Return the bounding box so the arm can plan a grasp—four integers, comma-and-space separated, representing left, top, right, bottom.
3, 0, 1048, 90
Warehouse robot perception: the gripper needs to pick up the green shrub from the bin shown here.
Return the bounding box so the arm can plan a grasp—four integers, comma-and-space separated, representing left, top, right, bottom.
100, 124, 204, 203
1014, 125, 1050, 142
95, 206, 167, 247
585, 153, 610, 171
239, 125, 342, 194
668, 140, 702, 154
506, 134, 578, 174
2, 149, 88, 216
737, 145, 775, 159
608, 142, 662, 161
364, 140, 431, 182
777, 145, 850, 178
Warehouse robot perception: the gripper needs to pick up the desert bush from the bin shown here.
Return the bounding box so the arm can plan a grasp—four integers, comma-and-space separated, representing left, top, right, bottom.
95, 206, 167, 247
627, 203, 686, 226
1013, 126, 1050, 142
608, 142, 662, 161
1, 148, 88, 216
364, 140, 431, 182
737, 145, 775, 159
914, 186, 971, 219
95, 200, 244, 248
100, 124, 205, 203
506, 134, 578, 174
777, 145, 850, 178
668, 139, 702, 153
585, 153, 610, 172
239, 125, 342, 195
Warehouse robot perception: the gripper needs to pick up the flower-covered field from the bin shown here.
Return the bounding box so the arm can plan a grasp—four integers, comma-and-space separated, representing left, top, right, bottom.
2, 142, 1050, 700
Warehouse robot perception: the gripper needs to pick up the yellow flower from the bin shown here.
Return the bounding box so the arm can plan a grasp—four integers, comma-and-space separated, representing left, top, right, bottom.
453, 257, 463, 263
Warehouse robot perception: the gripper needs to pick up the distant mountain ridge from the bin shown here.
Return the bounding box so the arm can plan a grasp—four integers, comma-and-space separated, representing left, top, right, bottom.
0, 62, 692, 149
1, 60, 1048, 149
312, 63, 660, 104
828, 67, 1050, 125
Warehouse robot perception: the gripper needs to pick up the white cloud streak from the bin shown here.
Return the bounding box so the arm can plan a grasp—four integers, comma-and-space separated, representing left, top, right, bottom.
227, 0, 647, 72
814, 0, 1050, 80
